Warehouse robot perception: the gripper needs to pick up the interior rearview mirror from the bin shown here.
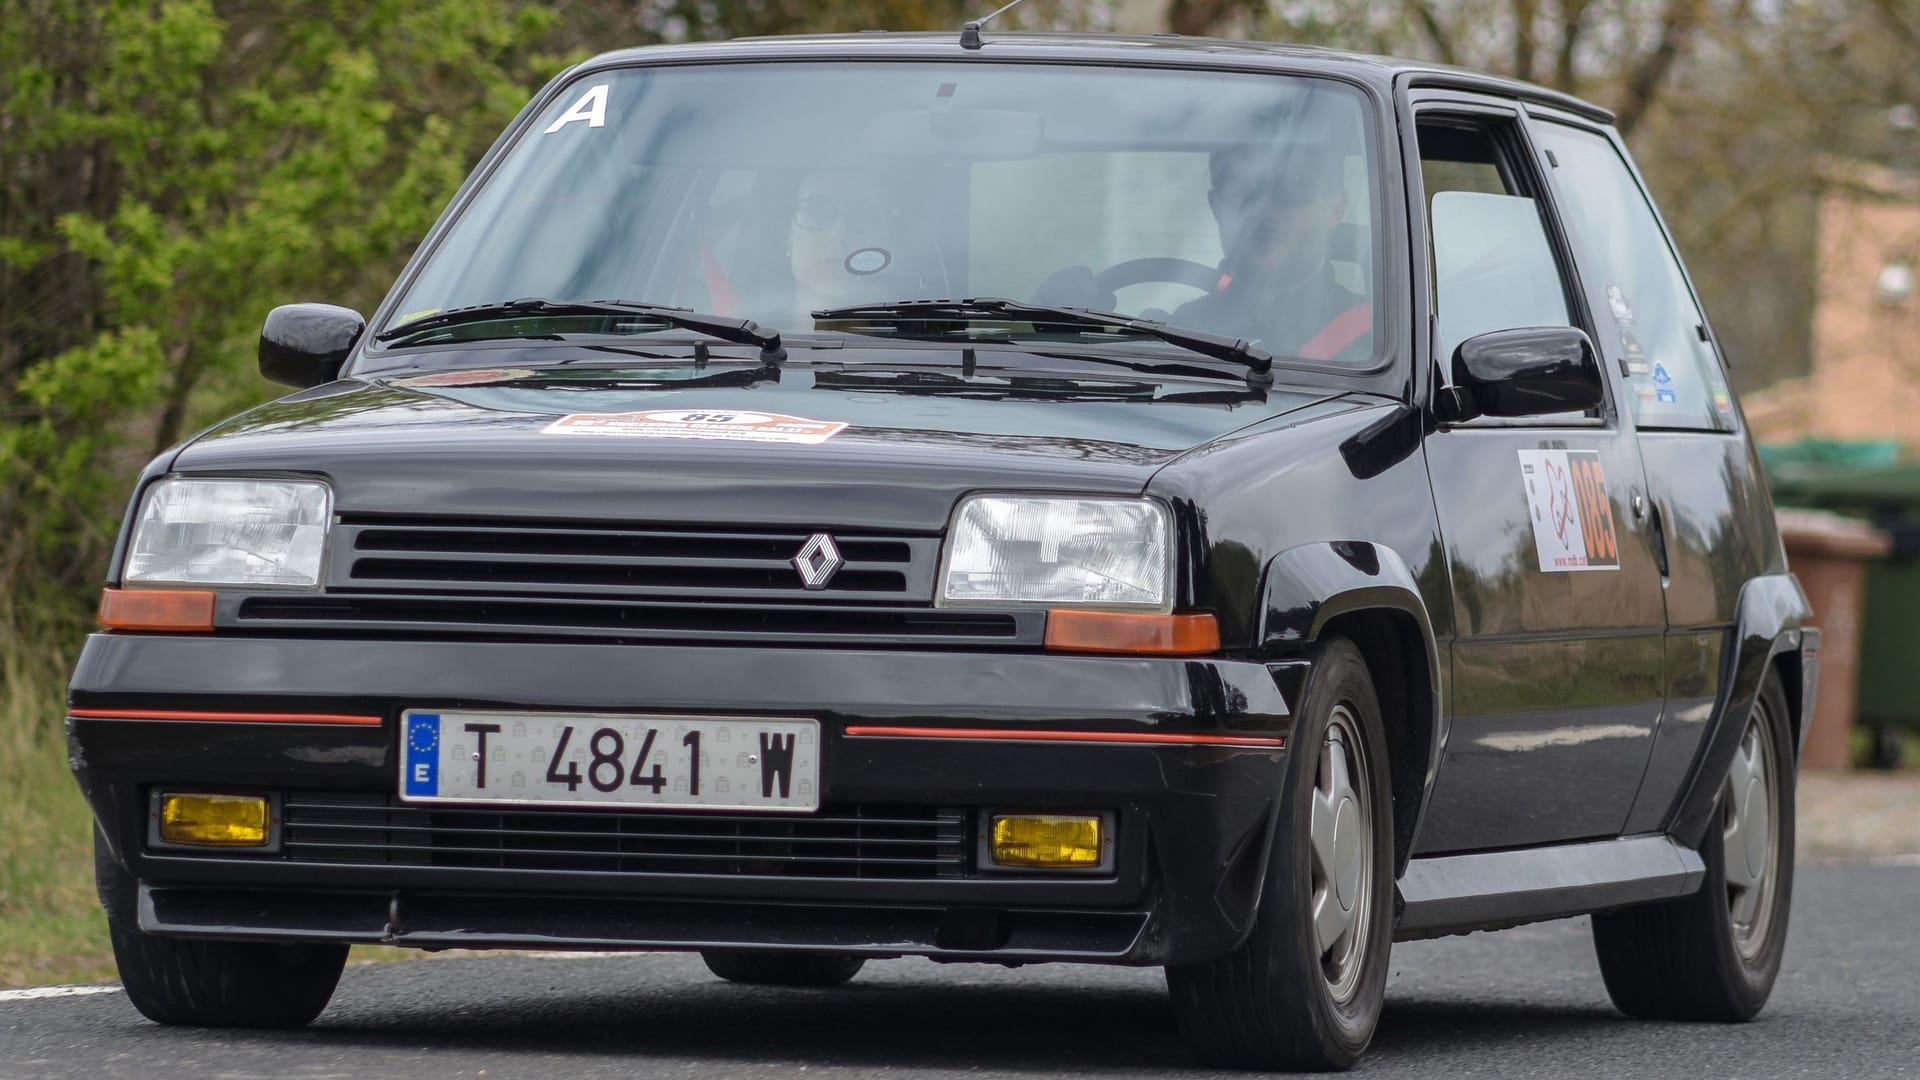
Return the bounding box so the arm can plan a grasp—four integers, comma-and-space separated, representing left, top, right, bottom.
866, 108, 1043, 160
1441, 326, 1603, 421
259, 304, 365, 388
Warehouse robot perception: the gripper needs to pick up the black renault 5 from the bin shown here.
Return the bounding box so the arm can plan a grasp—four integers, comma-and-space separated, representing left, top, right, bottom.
68, 29, 1816, 1072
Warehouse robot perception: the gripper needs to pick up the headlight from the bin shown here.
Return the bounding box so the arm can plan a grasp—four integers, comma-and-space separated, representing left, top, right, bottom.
123, 478, 332, 588
939, 496, 1172, 609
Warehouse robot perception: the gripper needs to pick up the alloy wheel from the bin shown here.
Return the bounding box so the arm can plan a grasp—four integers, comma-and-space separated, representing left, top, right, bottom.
1308, 702, 1374, 1003
1722, 704, 1780, 961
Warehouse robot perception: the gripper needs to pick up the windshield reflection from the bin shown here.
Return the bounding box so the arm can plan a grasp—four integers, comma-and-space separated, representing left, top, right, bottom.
391, 61, 1378, 367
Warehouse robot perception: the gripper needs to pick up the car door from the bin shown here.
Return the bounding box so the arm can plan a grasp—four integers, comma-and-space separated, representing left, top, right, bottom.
1410, 97, 1668, 854
1526, 115, 1775, 833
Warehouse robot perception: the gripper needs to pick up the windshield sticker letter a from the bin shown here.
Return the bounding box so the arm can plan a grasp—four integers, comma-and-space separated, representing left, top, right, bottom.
543, 84, 608, 133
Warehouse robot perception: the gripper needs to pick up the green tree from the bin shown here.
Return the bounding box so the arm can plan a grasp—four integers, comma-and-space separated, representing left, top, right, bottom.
0, 1, 564, 631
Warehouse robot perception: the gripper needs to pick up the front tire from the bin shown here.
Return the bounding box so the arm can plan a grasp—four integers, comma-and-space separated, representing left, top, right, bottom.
701, 950, 865, 987
1591, 671, 1795, 1020
1166, 637, 1394, 1071
94, 832, 346, 1028
108, 922, 349, 1028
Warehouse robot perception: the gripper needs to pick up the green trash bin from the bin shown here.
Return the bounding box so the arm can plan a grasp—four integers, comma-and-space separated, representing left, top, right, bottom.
1858, 560, 1920, 767
1767, 452, 1920, 769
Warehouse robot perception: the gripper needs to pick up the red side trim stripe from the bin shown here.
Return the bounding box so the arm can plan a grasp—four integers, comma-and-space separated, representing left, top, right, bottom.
67, 708, 382, 726
843, 725, 1283, 748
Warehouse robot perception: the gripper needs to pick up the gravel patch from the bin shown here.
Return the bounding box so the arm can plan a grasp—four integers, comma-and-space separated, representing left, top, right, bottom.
1796, 768, 1920, 860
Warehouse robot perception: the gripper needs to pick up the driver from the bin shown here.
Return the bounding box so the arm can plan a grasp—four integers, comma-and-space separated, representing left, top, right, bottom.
1172, 141, 1372, 364
788, 170, 907, 316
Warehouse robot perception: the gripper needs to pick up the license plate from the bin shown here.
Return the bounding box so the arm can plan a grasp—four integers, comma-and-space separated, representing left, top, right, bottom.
398, 710, 820, 812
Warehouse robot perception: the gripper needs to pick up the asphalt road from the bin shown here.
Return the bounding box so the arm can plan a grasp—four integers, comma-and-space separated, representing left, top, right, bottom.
4, 859, 1916, 1080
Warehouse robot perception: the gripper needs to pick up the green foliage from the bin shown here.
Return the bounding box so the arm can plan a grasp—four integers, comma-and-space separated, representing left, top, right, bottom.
0, 0, 566, 613
0, 0, 1113, 626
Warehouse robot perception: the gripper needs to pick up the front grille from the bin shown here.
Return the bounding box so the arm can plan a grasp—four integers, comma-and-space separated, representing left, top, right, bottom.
235, 595, 1022, 644
329, 520, 939, 604
276, 793, 971, 880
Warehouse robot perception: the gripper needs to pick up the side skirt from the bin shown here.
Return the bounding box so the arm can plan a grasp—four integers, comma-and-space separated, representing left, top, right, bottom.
1394, 835, 1704, 941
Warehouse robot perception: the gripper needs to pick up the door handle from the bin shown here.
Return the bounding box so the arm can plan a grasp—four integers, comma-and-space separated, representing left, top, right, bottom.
1647, 501, 1669, 580
1631, 493, 1648, 520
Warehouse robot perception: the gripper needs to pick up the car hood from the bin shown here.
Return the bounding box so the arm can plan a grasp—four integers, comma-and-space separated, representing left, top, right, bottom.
173, 359, 1354, 530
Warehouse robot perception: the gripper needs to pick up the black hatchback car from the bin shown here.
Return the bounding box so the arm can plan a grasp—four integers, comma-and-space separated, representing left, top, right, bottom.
69, 30, 1816, 1072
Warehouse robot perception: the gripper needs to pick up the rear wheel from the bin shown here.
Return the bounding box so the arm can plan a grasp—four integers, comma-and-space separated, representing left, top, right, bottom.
701, 950, 865, 987
95, 832, 346, 1028
1591, 672, 1795, 1020
1166, 638, 1394, 1071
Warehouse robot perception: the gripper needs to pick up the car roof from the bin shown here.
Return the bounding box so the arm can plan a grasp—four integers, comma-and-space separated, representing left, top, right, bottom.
571, 31, 1613, 124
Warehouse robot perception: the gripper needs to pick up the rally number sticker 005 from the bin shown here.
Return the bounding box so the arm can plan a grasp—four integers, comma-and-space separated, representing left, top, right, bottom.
400, 710, 820, 812
1518, 448, 1620, 572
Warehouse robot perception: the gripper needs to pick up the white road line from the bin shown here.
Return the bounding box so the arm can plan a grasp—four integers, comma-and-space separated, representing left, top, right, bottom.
0, 984, 120, 1004
1869, 853, 1920, 867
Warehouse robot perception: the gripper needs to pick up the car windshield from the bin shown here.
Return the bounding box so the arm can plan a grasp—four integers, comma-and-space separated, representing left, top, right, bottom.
388, 61, 1380, 368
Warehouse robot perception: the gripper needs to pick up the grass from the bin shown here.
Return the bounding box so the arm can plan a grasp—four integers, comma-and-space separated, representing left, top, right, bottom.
0, 629, 114, 988
0, 616, 431, 988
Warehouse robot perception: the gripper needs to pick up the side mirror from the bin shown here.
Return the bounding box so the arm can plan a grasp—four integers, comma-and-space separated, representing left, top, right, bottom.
259, 304, 365, 388
1441, 326, 1603, 421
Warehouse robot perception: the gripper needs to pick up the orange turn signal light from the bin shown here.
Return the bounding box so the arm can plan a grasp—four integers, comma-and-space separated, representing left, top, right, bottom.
98, 588, 216, 632
1043, 610, 1220, 656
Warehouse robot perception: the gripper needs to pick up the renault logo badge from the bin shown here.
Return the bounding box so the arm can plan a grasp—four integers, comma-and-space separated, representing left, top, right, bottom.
793, 533, 843, 590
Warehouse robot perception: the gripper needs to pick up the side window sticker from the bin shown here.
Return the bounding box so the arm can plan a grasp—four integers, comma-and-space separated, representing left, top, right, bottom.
1533, 124, 1727, 432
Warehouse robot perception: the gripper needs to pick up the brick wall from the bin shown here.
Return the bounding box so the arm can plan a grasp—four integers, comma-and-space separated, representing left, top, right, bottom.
1808, 171, 1920, 443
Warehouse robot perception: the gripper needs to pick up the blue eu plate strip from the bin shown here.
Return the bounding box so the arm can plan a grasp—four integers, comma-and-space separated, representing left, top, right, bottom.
404, 712, 441, 797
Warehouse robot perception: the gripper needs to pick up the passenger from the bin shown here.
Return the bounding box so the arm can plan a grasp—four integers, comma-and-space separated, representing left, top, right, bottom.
1174, 142, 1372, 363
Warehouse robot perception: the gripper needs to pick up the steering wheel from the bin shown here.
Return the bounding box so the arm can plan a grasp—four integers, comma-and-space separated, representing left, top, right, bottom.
1092, 257, 1222, 295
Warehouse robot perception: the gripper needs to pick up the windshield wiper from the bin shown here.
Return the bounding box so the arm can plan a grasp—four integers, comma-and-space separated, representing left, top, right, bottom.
376, 298, 785, 363
812, 297, 1273, 383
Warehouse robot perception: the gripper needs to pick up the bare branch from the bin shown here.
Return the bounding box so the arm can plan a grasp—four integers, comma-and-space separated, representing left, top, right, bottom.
1402, 0, 1458, 65
1615, 0, 1704, 137
1866, 0, 1920, 52
1512, 0, 1539, 83
1553, 0, 1593, 92
1165, 0, 1242, 36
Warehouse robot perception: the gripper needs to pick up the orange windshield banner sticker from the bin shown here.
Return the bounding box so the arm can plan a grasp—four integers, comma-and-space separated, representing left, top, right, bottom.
1518, 449, 1620, 572
542, 409, 849, 444
393, 368, 536, 388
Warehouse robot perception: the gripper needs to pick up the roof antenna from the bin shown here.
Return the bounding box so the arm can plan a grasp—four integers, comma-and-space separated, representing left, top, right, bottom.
959, 0, 1032, 50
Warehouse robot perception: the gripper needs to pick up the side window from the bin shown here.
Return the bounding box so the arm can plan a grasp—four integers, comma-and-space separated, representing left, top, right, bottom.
1531, 123, 1732, 432
1431, 193, 1571, 362
1418, 120, 1582, 381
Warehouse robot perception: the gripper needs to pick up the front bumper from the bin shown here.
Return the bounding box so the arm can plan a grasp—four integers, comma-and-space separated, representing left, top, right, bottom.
70, 633, 1301, 965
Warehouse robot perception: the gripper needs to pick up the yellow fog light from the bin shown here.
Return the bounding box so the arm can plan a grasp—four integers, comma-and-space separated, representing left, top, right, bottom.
159, 793, 270, 847
990, 814, 1103, 868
